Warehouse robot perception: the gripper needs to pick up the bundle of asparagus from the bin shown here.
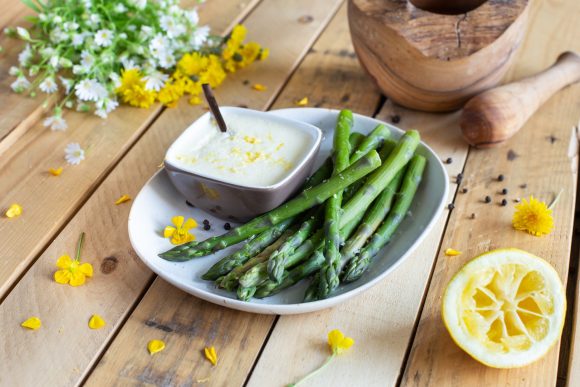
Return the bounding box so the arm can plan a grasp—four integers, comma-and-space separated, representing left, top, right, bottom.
159, 110, 426, 302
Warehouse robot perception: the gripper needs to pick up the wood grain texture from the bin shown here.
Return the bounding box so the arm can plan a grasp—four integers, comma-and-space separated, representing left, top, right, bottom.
0, 0, 257, 301
0, 1, 262, 386
461, 51, 580, 147
248, 90, 468, 387
401, 0, 580, 384
347, 0, 529, 111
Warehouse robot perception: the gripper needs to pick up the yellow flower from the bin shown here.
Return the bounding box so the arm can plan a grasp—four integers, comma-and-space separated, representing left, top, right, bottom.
54, 232, 93, 286
259, 48, 269, 61
178, 52, 209, 76
88, 314, 106, 330
512, 196, 554, 236
116, 68, 142, 93
164, 216, 197, 245
252, 83, 266, 91
204, 346, 218, 366
21, 317, 41, 330
296, 97, 308, 106
230, 25, 247, 45
148, 339, 165, 355
327, 329, 354, 355
49, 167, 63, 176
115, 194, 131, 205
54, 254, 94, 286
241, 42, 261, 66
5, 203, 22, 218
444, 248, 462, 256
158, 81, 183, 108
200, 56, 227, 88
116, 68, 157, 109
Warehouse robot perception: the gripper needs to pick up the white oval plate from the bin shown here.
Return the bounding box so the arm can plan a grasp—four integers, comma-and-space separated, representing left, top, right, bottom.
128, 108, 449, 314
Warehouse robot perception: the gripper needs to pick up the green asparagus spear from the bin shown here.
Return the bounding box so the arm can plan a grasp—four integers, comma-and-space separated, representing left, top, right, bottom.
202, 218, 295, 280
342, 155, 426, 283
349, 124, 390, 164
216, 228, 295, 290
317, 168, 406, 299
160, 150, 381, 261
321, 110, 352, 298
340, 130, 420, 227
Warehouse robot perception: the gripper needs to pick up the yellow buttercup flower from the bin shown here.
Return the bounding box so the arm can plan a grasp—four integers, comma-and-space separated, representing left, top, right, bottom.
230, 25, 247, 45
204, 346, 218, 366
88, 314, 106, 330
21, 317, 42, 330
148, 339, 165, 355
178, 52, 209, 76
116, 68, 157, 108
164, 216, 197, 245
327, 329, 354, 355
288, 329, 354, 386
49, 167, 63, 176
5, 203, 23, 218
512, 196, 554, 236
114, 194, 131, 205
116, 68, 142, 93
54, 232, 94, 286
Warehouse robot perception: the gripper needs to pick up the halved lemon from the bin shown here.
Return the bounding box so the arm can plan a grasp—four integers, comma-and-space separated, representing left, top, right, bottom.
442, 248, 566, 368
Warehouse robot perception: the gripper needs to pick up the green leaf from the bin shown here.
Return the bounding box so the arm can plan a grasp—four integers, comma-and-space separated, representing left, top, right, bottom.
21, 0, 41, 13
24, 16, 39, 23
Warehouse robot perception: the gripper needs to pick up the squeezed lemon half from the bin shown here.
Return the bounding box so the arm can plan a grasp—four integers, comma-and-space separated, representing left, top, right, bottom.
442, 248, 566, 368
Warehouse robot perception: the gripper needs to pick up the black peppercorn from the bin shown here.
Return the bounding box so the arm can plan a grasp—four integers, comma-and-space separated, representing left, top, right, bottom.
391, 114, 401, 123
448, 203, 455, 210
445, 157, 453, 164
462, 188, 468, 194
203, 223, 211, 231
501, 199, 508, 206
224, 222, 231, 230
501, 188, 508, 195
498, 174, 505, 182
485, 196, 492, 203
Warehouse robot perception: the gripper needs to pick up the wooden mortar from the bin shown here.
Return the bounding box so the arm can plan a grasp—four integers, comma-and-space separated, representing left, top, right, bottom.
348, 0, 530, 112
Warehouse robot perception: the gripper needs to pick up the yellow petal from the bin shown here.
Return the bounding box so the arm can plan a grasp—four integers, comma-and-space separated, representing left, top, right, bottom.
164, 226, 176, 238
204, 346, 218, 366
172, 216, 185, 228
49, 167, 63, 176
88, 314, 106, 330
327, 329, 354, 354
295, 97, 308, 106
337, 337, 355, 354
252, 83, 266, 91
21, 317, 41, 330
148, 339, 166, 355
69, 272, 86, 287
79, 262, 93, 277
114, 194, 132, 205
444, 248, 462, 257
56, 254, 73, 269
54, 269, 72, 284
183, 218, 198, 230
5, 203, 23, 218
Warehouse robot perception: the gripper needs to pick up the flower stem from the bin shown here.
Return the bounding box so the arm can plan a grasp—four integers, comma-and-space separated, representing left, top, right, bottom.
75, 232, 85, 262
548, 189, 563, 210
287, 353, 336, 387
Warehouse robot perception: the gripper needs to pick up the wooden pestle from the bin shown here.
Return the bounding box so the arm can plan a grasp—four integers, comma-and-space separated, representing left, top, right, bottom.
460, 51, 580, 148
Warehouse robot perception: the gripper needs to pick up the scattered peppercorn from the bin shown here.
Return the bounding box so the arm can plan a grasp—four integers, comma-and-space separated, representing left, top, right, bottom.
514, 198, 521, 203
448, 203, 455, 210
470, 213, 476, 219
391, 114, 401, 123
445, 157, 453, 164
224, 222, 231, 230
520, 183, 527, 189
203, 223, 211, 231
462, 188, 468, 194
485, 196, 492, 203
548, 135, 557, 144
501, 188, 508, 195
501, 199, 508, 206
498, 174, 505, 182
186, 201, 195, 207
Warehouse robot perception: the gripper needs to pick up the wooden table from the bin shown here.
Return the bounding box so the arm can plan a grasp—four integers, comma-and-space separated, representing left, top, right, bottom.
1, 0, 579, 386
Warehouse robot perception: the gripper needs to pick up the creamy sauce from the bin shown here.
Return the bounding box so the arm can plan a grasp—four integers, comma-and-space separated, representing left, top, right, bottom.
167, 112, 314, 187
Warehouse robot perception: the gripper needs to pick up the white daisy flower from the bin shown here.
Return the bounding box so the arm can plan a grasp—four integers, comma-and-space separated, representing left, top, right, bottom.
65, 143, 85, 165
80, 50, 95, 68
43, 115, 68, 131
95, 29, 113, 47
38, 13, 47, 21
50, 27, 66, 43
95, 98, 119, 118
89, 14, 101, 27
114, 4, 127, 13
18, 44, 32, 66
185, 9, 199, 25
129, 0, 147, 10
160, 15, 185, 38
52, 15, 63, 24
109, 73, 121, 88
158, 51, 176, 69
72, 33, 84, 47
141, 26, 153, 37
75, 78, 103, 101
40, 46, 55, 58
16, 27, 30, 40
10, 76, 30, 93
143, 71, 169, 91
149, 33, 171, 52
49, 55, 60, 69
72, 64, 89, 75
9, 66, 21, 76
121, 57, 139, 70
39, 77, 58, 93
191, 25, 210, 48
64, 21, 79, 31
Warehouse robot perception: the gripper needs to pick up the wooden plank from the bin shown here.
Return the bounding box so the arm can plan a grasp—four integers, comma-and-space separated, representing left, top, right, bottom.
401, 0, 580, 385
246, 9, 468, 386
0, 0, 345, 386
0, 0, 257, 300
